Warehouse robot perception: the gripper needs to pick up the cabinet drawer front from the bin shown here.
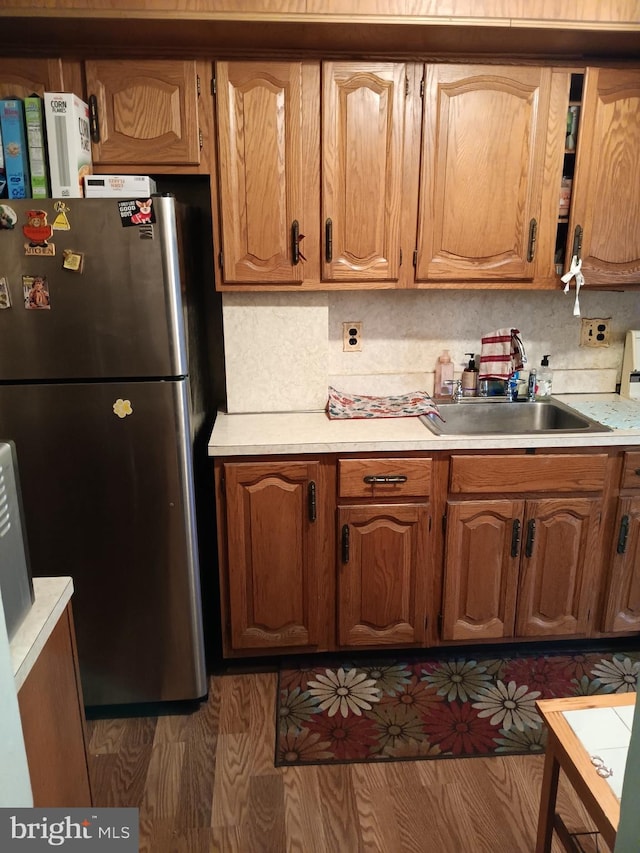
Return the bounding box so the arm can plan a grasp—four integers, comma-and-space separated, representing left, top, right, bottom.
621, 452, 640, 490
339, 458, 431, 498
450, 454, 607, 493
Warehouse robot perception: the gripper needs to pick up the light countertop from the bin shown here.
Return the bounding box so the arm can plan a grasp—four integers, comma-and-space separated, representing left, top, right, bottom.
208, 394, 640, 457
10, 576, 73, 692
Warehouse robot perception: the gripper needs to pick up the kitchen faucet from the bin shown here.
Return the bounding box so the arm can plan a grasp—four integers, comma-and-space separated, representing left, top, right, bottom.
527, 369, 537, 402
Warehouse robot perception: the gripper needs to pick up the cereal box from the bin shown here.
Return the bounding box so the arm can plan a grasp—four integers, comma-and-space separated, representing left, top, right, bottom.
0, 99, 30, 199
24, 95, 50, 199
43, 92, 92, 198
0, 121, 6, 198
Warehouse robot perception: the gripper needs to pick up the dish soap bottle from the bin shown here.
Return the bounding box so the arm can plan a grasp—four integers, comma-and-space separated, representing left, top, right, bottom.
461, 352, 478, 397
434, 350, 454, 396
537, 355, 553, 398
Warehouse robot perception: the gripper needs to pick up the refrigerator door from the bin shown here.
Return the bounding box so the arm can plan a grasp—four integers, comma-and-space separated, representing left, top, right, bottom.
0, 196, 187, 381
0, 379, 207, 706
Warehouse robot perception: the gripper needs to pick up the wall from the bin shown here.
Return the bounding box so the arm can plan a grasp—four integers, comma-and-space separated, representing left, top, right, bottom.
222, 289, 640, 413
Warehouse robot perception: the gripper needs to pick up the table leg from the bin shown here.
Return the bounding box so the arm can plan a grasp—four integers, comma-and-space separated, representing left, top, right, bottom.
536, 731, 561, 853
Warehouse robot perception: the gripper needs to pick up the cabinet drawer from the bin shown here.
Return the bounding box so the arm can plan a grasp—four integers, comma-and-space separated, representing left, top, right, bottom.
338, 458, 431, 499
621, 452, 640, 490
450, 454, 607, 493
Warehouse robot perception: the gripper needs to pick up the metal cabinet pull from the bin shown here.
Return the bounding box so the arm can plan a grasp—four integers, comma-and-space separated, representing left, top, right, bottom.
511, 519, 521, 558
527, 218, 538, 262
617, 515, 630, 555
88, 94, 100, 143
341, 524, 349, 563
308, 481, 316, 523
525, 519, 536, 558
572, 225, 583, 260
292, 220, 300, 265
363, 475, 408, 484
325, 218, 333, 263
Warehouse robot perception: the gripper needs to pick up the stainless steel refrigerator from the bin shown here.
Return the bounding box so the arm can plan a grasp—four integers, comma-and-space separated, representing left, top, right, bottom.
0, 194, 210, 708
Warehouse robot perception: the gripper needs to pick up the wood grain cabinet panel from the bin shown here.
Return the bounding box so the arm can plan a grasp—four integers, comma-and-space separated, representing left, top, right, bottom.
215, 61, 318, 284
568, 68, 640, 287
322, 62, 405, 282
0, 58, 65, 99
338, 503, 429, 646
223, 460, 324, 650
85, 59, 201, 166
416, 64, 564, 283
603, 496, 640, 633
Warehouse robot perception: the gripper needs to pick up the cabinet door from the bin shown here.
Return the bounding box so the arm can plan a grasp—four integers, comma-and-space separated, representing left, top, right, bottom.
603, 496, 640, 632
416, 65, 557, 282
322, 62, 405, 282
568, 68, 640, 286
338, 503, 428, 646
216, 61, 317, 284
0, 58, 65, 98
85, 60, 201, 166
442, 499, 523, 641
224, 461, 322, 650
516, 497, 600, 637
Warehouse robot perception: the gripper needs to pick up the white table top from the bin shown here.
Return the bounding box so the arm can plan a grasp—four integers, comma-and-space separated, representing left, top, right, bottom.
10, 576, 74, 691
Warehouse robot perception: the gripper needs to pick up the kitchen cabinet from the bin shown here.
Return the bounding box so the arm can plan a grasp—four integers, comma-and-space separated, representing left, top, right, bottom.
442, 454, 606, 641
85, 59, 207, 170
602, 452, 640, 632
214, 60, 407, 288
0, 58, 66, 99
17, 601, 92, 808
216, 458, 333, 654
565, 68, 640, 287
337, 457, 432, 647
415, 64, 566, 285
322, 62, 406, 283
214, 61, 319, 284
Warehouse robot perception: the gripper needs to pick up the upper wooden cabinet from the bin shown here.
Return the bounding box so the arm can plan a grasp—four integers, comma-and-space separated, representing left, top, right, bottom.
85, 59, 202, 167
214, 61, 319, 284
416, 64, 565, 284
567, 68, 640, 287
322, 62, 405, 283
0, 58, 65, 99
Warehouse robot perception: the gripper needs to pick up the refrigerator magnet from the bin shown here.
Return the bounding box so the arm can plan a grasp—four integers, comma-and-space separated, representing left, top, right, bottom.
23, 275, 51, 310
113, 398, 133, 419
52, 201, 71, 231
0, 204, 17, 230
62, 249, 84, 273
0, 276, 11, 308
23, 209, 55, 257
117, 198, 156, 227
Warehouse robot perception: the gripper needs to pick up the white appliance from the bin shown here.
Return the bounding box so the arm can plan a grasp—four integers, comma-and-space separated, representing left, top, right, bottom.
621, 330, 640, 400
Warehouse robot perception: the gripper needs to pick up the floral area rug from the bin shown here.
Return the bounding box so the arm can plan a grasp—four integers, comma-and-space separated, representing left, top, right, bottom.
275, 649, 640, 766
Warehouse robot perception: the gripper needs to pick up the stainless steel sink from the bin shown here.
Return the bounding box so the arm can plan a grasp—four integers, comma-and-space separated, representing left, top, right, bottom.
419, 397, 611, 436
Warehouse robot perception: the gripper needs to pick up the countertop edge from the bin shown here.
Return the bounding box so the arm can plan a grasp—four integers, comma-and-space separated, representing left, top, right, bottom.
11, 577, 74, 692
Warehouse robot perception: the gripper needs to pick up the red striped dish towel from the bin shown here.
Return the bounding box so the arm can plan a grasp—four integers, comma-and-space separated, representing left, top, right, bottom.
478, 328, 526, 379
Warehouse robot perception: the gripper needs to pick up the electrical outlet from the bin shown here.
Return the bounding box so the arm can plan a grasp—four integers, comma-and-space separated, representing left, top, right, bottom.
343, 322, 362, 352
580, 318, 611, 348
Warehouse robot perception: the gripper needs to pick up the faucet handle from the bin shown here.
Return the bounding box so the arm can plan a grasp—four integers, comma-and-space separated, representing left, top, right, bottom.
444, 378, 463, 401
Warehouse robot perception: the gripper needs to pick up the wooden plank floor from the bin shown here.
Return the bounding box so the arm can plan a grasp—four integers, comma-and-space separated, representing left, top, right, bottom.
87, 671, 606, 852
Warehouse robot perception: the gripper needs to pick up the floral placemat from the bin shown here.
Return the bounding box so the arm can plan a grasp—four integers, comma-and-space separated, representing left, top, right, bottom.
327, 386, 442, 420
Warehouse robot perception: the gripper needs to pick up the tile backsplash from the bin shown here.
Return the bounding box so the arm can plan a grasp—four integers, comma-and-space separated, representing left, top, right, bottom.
222, 289, 640, 413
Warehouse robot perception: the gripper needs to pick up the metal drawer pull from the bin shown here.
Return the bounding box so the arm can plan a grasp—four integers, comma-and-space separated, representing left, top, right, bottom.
617, 515, 630, 554
363, 475, 408, 484
308, 481, 316, 523
341, 524, 349, 564
525, 519, 536, 558
511, 519, 521, 558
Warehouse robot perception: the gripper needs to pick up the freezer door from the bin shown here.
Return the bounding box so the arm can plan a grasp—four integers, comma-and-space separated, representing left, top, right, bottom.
0, 196, 187, 380
0, 379, 207, 706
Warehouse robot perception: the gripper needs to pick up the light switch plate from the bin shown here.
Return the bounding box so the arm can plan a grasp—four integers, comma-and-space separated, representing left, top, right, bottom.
580, 318, 611, 347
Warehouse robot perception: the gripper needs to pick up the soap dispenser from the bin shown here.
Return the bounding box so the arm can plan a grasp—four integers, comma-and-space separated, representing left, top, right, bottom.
537, 355, 553, 398
461, 352, 478, 397
434, 350, 454, 396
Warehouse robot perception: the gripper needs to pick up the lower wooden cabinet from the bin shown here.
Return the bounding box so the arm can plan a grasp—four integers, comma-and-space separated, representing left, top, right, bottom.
17, 604, 92, 807
218, 459, 332, 653
337, 503, 429, 646
442, 496, 601, 641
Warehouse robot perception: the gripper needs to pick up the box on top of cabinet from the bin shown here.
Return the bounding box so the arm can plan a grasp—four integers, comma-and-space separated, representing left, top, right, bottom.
43, 92, 92, 198
24, 95, 50, 199
0, 99, 30, 199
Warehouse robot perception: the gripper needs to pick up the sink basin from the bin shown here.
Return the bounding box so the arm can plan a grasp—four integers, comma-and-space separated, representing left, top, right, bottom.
419, 398, 612, 436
